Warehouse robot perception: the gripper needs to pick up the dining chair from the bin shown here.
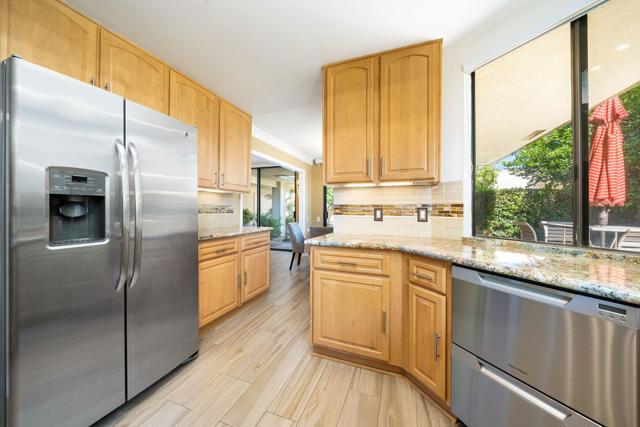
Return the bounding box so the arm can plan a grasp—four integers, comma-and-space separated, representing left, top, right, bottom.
617, 232, 640, 252
287, 222, 306, 270
541, 221, 572, 245
516, 222, 538, 242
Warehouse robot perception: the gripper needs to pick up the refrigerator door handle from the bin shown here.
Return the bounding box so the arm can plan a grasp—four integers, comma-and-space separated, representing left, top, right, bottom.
128, 142, 143, 288
115, 138, 130, 292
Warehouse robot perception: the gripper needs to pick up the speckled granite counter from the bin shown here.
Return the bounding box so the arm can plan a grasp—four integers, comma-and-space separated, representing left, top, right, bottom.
199, 227, 272, 241
305, 233, 640, 306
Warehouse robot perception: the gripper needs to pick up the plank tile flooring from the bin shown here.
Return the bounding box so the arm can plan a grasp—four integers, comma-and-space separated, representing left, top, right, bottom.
96, 251, 454, 427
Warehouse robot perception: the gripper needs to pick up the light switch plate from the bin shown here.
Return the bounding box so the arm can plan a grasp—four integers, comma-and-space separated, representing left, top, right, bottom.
417, 207, 429, 222
374, 207, 383, 221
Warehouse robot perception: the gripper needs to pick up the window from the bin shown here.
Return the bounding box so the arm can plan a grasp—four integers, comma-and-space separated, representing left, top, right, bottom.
323, 186, 334, 227
473, 0, 640, 253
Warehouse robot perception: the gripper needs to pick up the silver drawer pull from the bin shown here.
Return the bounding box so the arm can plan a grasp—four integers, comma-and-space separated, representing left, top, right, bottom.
478, 364, 569, 420
337, 261, 358, 266
413, 272, 434, 281
215, 248, 228, 253
434, 333, 441, 360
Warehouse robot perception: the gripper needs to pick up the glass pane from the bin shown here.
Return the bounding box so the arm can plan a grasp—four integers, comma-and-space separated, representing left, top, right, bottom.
473, 23, 574, 245
244, 169, 258, 226
259, 167, 296, 249
325, 186, 334, 226
587, 0, 640, 252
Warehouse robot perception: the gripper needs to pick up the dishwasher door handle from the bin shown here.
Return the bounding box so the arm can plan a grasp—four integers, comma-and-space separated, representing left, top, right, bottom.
478, 362, 570, 421
453, 267, 572, 307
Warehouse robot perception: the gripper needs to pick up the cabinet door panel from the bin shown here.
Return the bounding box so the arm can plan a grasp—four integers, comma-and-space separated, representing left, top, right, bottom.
408, 284, 446, 399
312, 270, 389, 361
4, 0, 98, 84
219, 101, 251, 192
100, 31, 169, 113
380, 42, 440, 182
199, 255, 240, 328
241, 245, 270, 302
324, 57, 377, 183
170, 71, 219, 188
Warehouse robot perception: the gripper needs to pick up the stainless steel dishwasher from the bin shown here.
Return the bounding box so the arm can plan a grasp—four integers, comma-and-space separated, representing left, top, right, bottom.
451, 266, 640, 427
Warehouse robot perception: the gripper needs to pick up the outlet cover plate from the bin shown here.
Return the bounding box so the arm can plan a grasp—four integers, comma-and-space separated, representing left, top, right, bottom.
417, 207, 429, 222
374, 207, 383, 221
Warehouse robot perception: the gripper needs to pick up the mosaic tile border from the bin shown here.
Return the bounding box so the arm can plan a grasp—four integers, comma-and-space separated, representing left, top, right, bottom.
334, 203, 463, 218
198, 204, 235, 214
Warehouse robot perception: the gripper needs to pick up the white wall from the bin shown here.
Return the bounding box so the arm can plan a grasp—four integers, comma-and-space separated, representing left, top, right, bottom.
439, 0, 606, 234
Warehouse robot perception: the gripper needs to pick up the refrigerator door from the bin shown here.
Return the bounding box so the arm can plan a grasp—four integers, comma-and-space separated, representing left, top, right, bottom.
125, 101, 198, 398
4, 58, 126, 426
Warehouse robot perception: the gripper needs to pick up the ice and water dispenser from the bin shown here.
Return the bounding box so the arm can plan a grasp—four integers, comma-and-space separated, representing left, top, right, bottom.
48, 167, 106, 246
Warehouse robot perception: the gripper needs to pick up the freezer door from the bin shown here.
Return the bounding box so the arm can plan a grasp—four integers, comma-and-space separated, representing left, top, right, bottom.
4, 58, 126, 426
125, 100, 199, 398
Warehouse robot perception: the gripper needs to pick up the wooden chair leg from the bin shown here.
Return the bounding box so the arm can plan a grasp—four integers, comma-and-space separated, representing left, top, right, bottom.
297, 252, 302, 265
289, 252, 295, 270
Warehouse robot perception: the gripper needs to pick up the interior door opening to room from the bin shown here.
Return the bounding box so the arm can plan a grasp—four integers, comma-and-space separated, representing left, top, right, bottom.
245, 153, 302, 251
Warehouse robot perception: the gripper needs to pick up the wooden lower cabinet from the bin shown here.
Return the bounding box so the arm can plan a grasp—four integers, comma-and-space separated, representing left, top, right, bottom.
198, 254, 240, 328
310, 246, 450, 407
312, 269, 390, 361
241, 245, 270, 302
407, 284, 447, 400
198, 232, 271, 329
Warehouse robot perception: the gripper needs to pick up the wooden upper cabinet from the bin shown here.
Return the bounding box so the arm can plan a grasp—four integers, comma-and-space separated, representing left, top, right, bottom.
407, 284, 447, 400
2, 0, 98, 84
324, 57, 377, 184
170, 71, 220, 188
100, 30, 169, 113
312, 270, 390, 361
380, 42, 441, 182
219, 101, 251, 192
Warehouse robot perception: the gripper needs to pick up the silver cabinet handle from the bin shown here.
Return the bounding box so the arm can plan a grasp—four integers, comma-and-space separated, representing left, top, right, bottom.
478, 363, 569, 421
214, 171, 218, 186
337, 261, 358, 266
115, 139, 130, 292
128, 142, 143, 289
434, 333, 441, 360
381, 311, 387, 334
366, 158, 370, 178
221, 173, 225, 186
243, 271, 247, 285
381, 157, 385, 177
412, 272, 434, 281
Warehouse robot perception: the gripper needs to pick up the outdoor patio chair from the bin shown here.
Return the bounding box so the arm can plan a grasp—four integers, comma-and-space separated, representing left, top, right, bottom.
541, 221, 572, 245
516, 222, 538, 242
617, 231, 640, 252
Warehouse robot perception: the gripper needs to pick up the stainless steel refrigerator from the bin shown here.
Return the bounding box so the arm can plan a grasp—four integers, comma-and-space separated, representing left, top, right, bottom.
0, 57, 199, 427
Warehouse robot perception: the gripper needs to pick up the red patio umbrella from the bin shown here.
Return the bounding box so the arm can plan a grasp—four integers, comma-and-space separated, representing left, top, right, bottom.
588, 95, 629, 223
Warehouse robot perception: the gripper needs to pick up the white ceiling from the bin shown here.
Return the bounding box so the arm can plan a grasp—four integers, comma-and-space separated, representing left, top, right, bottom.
67, 0, 524, 160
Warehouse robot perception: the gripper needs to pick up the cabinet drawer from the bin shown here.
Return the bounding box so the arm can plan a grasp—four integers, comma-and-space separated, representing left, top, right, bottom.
199, 238, 239, 260
313, 248, 390, 276
408, 257, 447, 295
241, 232, 270, 251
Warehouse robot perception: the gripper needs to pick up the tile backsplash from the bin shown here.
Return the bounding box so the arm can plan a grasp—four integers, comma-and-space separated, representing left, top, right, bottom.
332, 181, 463, 239
198, 191, 241, 233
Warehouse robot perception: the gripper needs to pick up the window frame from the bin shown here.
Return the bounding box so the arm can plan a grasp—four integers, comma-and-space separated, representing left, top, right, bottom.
471, 15, 599, 248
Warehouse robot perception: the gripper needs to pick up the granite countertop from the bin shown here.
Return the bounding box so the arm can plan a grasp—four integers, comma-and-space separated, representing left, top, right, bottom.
199, 226, 272, 241
304, 233, 640, 306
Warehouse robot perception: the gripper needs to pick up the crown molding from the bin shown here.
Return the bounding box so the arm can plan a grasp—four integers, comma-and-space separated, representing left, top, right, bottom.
252, 126, 314, 165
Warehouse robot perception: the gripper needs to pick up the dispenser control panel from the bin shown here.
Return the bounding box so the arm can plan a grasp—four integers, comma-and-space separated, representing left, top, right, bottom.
48, 167, 106, 196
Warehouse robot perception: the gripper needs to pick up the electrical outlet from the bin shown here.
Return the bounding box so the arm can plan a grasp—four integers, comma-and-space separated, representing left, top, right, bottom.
374, 207, 383, 221
417, 207, 429, 222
